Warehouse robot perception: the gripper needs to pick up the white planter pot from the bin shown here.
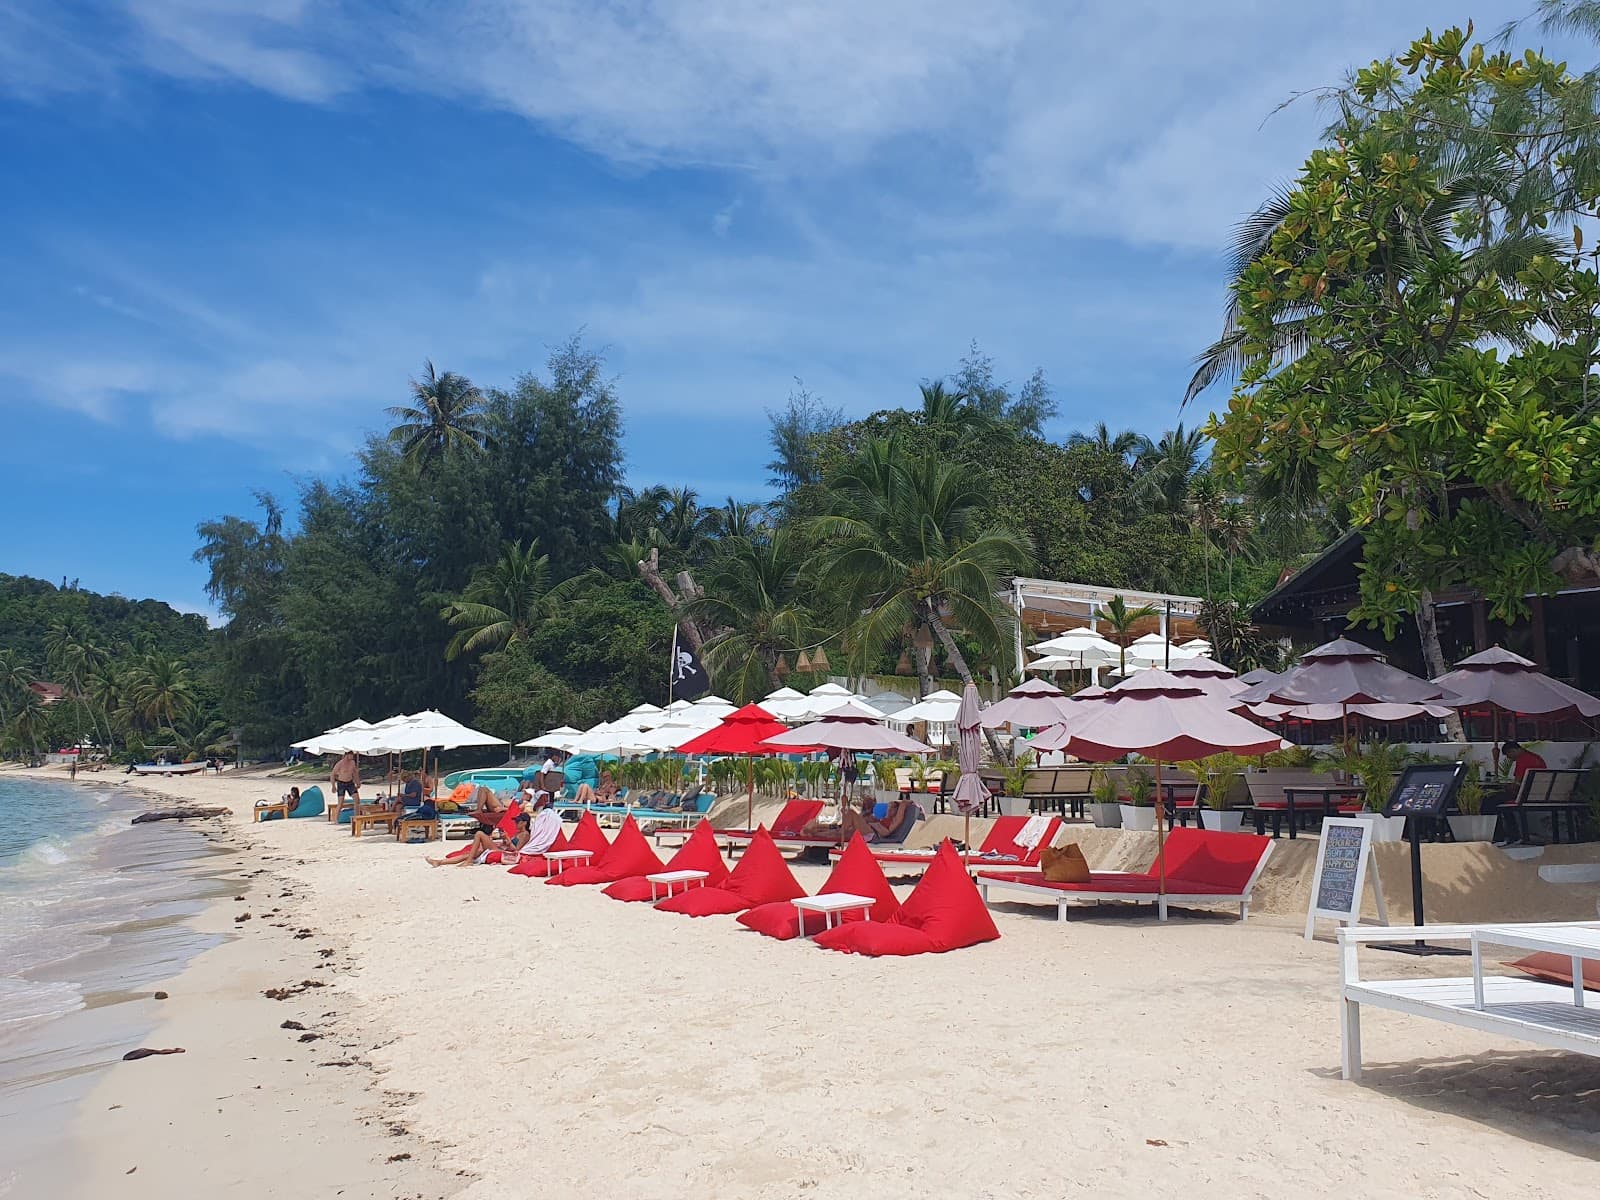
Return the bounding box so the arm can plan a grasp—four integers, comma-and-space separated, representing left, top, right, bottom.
1200, 809, 1244, 833
1448, 814, 1498, 843
1353, 811, 1408, 843
1089, 802, 1122, 829
1119, 804, 1157, 832
995, 794, 1030, 817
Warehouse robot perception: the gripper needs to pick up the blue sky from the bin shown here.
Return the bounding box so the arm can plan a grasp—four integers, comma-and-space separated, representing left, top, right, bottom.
0, 1, 1565, 617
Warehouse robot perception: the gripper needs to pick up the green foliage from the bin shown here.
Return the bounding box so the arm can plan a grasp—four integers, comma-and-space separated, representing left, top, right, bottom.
1455, 760, 1486, 815
386, 360, 491, 466
1001, 750, 1033, 798
1207, 25, 1600, 654
1125, 766, 1155, 806
0, 574, 211, 671
685, 529, 814, 702
1176, 753, 1247, 810
1089, 765, 1120, 805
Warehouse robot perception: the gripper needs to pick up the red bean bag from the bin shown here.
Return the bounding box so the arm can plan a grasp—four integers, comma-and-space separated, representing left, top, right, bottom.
814, 840, 999, 956
604, 820, 729, 902
495, 800, 523, 839
738, 834, 900, 940
654, 827, 803, 917
546, 816, 664, 886
507, 810, 607, 878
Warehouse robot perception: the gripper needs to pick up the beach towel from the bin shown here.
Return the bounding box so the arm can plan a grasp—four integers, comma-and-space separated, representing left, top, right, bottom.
1015, 814, 1052, 850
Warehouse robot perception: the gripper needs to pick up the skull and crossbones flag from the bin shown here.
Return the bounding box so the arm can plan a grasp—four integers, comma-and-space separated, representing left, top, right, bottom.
669, 627, 710, 700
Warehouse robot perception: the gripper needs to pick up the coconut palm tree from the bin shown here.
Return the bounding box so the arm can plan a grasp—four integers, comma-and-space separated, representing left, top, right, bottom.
4, 689, 47, 763
1099, 595, 1160, 675
126, 654, 196, 731
684, 530, 813, 701
0, 649, 31, 718
1188, 472, 1225, 598
1135, 424, 1209, 515
1214, 504, 1255, 594
916, 381, 994, 438
707, 499, 769, 542
1066, 422, 1152, 467
439, 540, 581, 660
386, 360, 491, 466
812, 438, 1032, 708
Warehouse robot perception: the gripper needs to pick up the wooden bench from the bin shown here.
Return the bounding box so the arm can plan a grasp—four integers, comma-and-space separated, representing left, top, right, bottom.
1338, 922, 1600, 1082
1246, 769, 1362, 838
1498, 768, 1589, 844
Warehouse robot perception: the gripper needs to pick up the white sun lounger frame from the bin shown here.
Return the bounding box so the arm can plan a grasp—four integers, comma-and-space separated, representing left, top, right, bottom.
1337, 923, 1600, 1082
976, 846, 1273, 923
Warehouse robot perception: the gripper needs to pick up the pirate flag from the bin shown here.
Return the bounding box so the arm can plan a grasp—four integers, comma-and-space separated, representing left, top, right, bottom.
669, 627, 711, 700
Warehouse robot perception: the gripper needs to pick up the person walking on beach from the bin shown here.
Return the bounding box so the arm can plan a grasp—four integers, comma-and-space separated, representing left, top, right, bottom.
330, 751, 361, 804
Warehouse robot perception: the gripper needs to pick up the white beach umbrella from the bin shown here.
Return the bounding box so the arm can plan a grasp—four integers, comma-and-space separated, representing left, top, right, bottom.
692, 694, 734, 709
292, 717, 374, 754
1029, 628, 1122, 667
1027, 655, 1085, 672
891, 689, 962, 725
517, 725, 583, 750
795, 695, 885, 722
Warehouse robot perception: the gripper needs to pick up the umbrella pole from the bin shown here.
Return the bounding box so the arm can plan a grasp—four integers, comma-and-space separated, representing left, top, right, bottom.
964, 812, 971, 872
1156, 758, 1166, 897
747, 756, 754, 831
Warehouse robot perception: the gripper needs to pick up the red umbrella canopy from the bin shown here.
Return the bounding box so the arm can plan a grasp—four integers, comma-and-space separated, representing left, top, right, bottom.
980, 677, 1074, 730
1434, 646, 1600, 718
1234, 637, 1457, 707
675, 704, 796, 755
1030, 669, 1288, 761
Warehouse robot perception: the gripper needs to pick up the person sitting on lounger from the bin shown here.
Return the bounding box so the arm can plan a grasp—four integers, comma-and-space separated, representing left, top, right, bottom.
470, 786, 508, 833
803, 796, 913, 842
574, 769, 621, 806
426, 812, 532, 868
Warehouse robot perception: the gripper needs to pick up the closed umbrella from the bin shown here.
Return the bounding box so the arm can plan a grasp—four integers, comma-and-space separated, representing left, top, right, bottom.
1031, 670, 1287, 895
948, 682, 991, 867
677, 703, 815, 830
980, 677, 1074, 730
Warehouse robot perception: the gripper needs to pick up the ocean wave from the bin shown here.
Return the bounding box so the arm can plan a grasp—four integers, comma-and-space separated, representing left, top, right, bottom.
0, 978, 85, 1029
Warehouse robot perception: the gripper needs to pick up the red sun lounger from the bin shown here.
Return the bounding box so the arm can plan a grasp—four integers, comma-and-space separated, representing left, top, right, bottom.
841, 815, 1061, 869
976, 828, 1273, 922
719, 799, 827, 845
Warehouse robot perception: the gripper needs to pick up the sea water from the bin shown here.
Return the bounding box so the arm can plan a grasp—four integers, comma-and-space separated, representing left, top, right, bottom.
0, 776, 233, 1193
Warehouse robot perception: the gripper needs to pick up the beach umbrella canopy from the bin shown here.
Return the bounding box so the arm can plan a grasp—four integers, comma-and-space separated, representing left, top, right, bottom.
980, 677, 1073, 730
678, 703, 814, 828
1234, 638, 1458, 708
1434, 646, 1600, 718
692, 694, 734, 709
1031, 670, 1286, 762
761, 706, 930, 753
1029, 628, 1122, 666
795, 695, 885, 722
948, 683, 991, 851
1247, 701, 1454, 723
892, 689, 962, 724
292, 718, 373, 754
517, 726, 582, 750
1237, 667, 1283, 687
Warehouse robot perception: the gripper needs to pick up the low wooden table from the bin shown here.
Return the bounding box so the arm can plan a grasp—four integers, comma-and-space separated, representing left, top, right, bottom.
543, 849, 594, 875
792, 892, 876, 938
253, 800, 291, 823
351, 809, 400, 837
647, 869, 709, 901
395, 817, 440, 843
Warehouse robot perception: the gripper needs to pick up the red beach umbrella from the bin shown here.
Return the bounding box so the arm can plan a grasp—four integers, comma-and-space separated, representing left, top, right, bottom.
677, 703, 815, 830
1030, 670, 1287, 895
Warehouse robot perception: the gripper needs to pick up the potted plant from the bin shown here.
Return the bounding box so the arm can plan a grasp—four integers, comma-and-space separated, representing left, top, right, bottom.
1120, 765, 1158, 832
1447, 761, 1497, 842
997, 752, 1033, 818
873, 758, 904, 805
1184, 753, 1245, 832
1088, 766, 1122, 828
1326, 741, 1410, 842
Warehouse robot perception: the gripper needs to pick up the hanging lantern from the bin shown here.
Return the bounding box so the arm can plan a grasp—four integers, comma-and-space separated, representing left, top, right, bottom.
895, 650, 913, 676
774, 654, 791, 679
811, 645, 830, 671
795, 649, 813, 672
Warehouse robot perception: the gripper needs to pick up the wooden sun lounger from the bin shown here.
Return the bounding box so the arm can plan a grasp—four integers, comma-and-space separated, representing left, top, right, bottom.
1337, 922, 1600, 1081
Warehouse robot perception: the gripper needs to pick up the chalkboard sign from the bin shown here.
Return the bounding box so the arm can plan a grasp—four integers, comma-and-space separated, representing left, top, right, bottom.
1382, 762, 1465, 818
1304, 817, 1387, 940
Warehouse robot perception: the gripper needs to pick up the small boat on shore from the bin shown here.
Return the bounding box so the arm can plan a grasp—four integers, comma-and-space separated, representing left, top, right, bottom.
130, 762, 207, 776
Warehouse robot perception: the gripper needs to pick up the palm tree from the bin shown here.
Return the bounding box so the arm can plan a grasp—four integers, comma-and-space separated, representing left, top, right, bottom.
684, 530, 814, 701
1135, 424, 1209, 515
1188, 472, 1225, 598
439, 540, 580, 660
1213, 504, 1254, 595
813, 438, 1033, 711
4, 689, 47, 763
386, 360, 491, 466
707, 499, 769, 542
1066, 422, 1151, 467
0, 649, 31, 718
126, 654, 196, 731
916, 382, 994, 441
1099, 595, 1160, 675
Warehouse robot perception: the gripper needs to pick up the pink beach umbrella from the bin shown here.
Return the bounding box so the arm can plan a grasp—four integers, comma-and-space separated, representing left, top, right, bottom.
760, 706, 934, 754
1030, 670, 1287, 896
1433, 645, 1600, 767
979, 677, 1074, 730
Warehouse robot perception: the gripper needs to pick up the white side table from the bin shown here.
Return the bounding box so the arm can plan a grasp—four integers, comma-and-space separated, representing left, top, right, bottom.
543, 849, 594, 875
1470, 922, 1600, 1009
792, 892, 876, 938
646, 869, 710, 901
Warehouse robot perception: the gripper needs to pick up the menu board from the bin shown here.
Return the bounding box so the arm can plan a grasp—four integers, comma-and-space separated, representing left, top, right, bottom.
1382, 763, 1465, 818
1305, 817, 1386, 939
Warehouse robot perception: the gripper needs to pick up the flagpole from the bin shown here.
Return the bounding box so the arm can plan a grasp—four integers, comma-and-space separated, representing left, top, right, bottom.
669, 627, 677, 708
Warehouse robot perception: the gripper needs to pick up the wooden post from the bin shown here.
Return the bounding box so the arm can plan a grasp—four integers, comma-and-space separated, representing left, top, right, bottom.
1530, 596, 1549, 669
1471, 599, 1489, 654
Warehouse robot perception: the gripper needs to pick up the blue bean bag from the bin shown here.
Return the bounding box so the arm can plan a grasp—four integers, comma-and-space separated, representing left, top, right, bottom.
261, 784, 326, 820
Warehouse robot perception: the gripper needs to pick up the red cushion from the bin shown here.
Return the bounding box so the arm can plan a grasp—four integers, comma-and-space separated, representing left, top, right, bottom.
770, 799, 826, 838
546, 817, 663, 886
565, 811, 611, 857
604, 820, 729, 902
890, 840, 1000, 952
1507, 952, 1600, 991
654, 886, 754, 917
737, 834, 900, 940
814, 921, 938, 957
1148, 829, 1270, 892
495, 801, 523, 839
506, 826, 567, 876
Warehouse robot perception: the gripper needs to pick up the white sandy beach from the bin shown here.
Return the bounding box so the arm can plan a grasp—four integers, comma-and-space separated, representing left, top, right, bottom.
33, 768, 1600, 1199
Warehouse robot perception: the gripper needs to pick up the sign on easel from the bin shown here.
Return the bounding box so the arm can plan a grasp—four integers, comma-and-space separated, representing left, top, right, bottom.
1305, 817, 1387, 940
